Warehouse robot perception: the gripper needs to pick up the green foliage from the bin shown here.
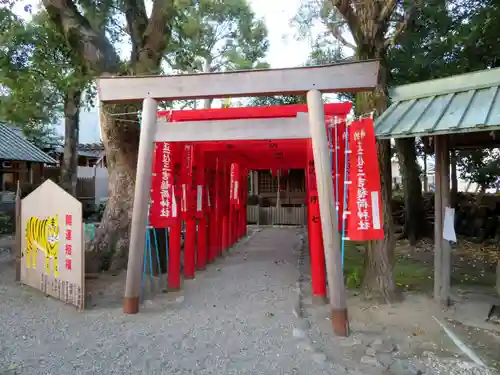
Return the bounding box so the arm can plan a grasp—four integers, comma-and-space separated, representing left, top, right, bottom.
83, 202, 106, 223
457, 149, 500, 191
389, 0, 500, 85
167, 0, 269, 73
249, 95, 306, 107
0, 8, 90, 149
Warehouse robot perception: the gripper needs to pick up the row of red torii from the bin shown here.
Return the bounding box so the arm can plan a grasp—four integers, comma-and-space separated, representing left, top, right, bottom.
96, 60, 381, 337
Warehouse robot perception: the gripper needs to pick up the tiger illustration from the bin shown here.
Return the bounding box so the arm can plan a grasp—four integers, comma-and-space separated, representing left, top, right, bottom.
25, 214, 60, 278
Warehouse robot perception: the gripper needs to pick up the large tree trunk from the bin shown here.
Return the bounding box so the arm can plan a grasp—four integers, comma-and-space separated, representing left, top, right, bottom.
331, 0, 419, 302
355, 58, 398, 302
60, 88, 81, 196
423, 153, 428, 192
85, 104, 140, 272
42, 0, 176, 272
395, 137, 424, 245
202, 57, 213, 109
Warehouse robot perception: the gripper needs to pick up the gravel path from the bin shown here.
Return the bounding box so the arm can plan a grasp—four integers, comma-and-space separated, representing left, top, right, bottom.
0, 227, 359, 375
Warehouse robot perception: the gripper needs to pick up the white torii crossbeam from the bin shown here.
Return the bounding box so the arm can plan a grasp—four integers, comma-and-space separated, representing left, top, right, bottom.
97, 61, 379, 102
96, 60, 380, 338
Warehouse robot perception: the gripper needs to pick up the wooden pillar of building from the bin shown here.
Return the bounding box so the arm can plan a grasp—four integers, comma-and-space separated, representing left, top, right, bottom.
433, 135, 451, 306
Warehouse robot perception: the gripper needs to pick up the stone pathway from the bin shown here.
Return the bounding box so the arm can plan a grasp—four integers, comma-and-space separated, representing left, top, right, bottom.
0, 227, 366, 375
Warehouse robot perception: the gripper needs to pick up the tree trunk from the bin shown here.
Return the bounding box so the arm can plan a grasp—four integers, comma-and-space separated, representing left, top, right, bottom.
361, 137, 399, 302
355, 59, 399, 302
42, 0, 177, 273
60, 89, 82, 196
423, 154, 428, 192
85, 103, 140, 272
395, 137, 424, 245
202, 57, 213, 109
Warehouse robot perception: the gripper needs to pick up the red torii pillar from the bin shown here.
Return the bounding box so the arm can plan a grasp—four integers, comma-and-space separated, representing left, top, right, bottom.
306, 140, 327, 304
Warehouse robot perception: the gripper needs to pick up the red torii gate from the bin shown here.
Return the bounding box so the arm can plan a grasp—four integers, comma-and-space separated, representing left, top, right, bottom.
149, 102, 351, 331
96, 60, 380, 337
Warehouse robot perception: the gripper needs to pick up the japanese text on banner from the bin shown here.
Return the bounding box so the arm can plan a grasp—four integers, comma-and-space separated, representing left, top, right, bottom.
346, 118, 384, 241
149, 142, 179, 228
180, 144, 194, 219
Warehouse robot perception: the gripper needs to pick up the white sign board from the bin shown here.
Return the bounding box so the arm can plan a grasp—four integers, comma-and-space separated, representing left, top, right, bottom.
20, 180, 84, 309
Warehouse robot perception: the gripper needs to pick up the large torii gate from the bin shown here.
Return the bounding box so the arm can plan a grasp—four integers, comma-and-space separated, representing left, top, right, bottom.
96, 60, 380, 336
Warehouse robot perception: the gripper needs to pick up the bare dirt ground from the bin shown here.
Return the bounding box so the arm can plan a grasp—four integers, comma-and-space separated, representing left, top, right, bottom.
322, 237, 500, 374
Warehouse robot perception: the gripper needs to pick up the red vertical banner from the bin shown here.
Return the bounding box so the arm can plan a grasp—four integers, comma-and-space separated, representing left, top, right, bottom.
220, 163, 229, 251
233, 164, 241, 209
228, 163, 236, 246
195, 147, 207, 270
182, 144, 196, 279
150, 142, 181, 228
166, 143, 183, 291
180, 144, 194, 220
214, 159, 224, 255
346, 118, 384, 241
194, 148, 205, 219
206, 159, 217, 263
330, 119, 347, 230
306, 140, 326, 299
232, 164, 241, 244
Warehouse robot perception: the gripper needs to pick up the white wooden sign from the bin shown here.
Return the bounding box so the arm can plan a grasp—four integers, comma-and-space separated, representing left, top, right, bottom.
20, 180, 84, 309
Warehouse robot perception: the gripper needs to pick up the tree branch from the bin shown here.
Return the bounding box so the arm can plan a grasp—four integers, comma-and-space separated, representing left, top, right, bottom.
41, 0, 121, 75
329, 0, 363, 46
325, 21, 356, 50
378, 0, 397, 25
135, 0, 176, 74
123, 0, 148, 65
384, 0, 418, 47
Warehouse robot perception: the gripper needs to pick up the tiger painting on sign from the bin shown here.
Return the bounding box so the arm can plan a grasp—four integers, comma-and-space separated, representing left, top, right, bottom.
25, 214, 60, 278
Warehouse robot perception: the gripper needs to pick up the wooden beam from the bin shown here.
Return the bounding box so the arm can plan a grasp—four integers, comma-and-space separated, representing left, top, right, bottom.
154, 113, 310, 142
97, 60, 380, 102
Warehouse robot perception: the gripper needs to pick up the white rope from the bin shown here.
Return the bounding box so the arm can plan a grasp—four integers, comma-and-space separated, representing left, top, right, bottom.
107, 111, 141, 117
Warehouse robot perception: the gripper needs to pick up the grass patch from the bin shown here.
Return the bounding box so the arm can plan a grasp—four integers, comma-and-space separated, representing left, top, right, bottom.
342, 241, 432, 291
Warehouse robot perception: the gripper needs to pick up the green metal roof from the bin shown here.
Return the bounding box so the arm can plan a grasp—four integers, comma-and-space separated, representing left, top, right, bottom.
0, 122, 57, 164
374, 68, 500, 139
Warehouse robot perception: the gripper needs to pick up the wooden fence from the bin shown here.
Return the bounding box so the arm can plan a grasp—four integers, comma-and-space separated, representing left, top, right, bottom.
43, 167, 97, 203
247, 205, 307, 226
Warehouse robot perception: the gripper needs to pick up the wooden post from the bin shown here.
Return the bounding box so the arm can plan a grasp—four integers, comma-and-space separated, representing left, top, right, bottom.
441, 136, 452, 305
433, 135, 451, 306
434, 135, 443, 302
123, 97, 158, 314
15, 181, 21, 282
307, 89, 348, 336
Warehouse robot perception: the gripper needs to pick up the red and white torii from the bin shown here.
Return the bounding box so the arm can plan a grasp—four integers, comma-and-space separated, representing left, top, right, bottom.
96, 61, 380, 337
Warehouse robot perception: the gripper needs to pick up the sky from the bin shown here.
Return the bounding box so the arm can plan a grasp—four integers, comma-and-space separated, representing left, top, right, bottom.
11, 0, 316, 144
